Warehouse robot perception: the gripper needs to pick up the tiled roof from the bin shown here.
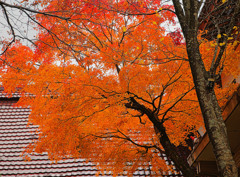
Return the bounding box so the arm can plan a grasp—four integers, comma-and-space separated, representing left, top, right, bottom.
0, 87, 23, 98
0, 98, 102, 177
0, 91, 182, 177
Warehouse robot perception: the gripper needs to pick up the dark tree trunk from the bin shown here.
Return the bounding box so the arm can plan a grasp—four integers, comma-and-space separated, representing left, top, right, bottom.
126, 97, 197, 176
154, 124, 196, 177
172, 0, 239, 176
185, 35, 238, 177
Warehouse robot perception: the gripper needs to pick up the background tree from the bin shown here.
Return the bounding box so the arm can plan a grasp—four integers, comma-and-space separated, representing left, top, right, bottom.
0, 0, 239, 176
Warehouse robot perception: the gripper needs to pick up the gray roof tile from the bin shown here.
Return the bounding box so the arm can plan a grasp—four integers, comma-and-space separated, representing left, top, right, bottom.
0, 97, 102, 177
0, 89, 182, 176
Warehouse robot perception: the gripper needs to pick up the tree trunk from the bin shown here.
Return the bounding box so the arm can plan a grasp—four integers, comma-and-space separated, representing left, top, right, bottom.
185, 34, 238, 177
154, 124, 196, 177
125, 97, 197, 176
172, 0, 238, 175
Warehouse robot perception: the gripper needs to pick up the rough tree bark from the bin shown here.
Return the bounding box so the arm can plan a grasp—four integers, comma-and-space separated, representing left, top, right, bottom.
186, 31, 237, 177
172, 0, 239, 176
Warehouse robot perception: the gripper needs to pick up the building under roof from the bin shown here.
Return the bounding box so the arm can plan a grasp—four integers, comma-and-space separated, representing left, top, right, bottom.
187, 86, 240, 176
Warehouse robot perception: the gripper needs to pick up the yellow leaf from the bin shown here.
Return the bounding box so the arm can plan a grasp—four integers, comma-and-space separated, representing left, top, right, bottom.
136, 47, 140, 50
233, 26, 238, 30
219, 42, 225, 46
210, 43, 216, 47
217, 34, 221, 39
233, 41, 239, 47
222, 0, 227, 3
139, 59, 145, 64
159, 7, 162, 11
228, 37, 233, 40
223, 34, 227, 36
122, 27, 126, 32
153, 21, 157, 25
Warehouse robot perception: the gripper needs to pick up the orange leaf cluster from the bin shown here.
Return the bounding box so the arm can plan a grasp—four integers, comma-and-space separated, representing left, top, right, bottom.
0, 0, 239, 175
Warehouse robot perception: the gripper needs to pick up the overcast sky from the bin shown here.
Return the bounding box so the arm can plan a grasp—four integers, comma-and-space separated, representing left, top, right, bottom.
0, 0, 38, 52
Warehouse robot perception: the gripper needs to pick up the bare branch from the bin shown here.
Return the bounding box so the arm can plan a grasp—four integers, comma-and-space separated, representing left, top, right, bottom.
210, 0, 240, 76
0, 1, 70, 20
172, 0, 187, 34
93, 129, 165, 154
0, 4, 15, 55
161, 87, 194, 122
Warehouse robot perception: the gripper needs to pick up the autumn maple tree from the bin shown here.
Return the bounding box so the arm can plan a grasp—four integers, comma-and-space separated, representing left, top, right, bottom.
0, 0, 239, 176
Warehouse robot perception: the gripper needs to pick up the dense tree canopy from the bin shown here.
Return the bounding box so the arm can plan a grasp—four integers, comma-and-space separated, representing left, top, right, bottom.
0, 0, 239, 176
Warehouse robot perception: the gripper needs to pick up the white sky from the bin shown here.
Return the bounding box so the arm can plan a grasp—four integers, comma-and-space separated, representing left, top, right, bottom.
0, 0, 38, 52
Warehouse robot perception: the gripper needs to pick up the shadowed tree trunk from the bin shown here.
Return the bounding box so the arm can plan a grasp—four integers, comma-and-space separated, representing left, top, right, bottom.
186, 31, 237, 177
154, 125, 196, 177
172, 0, 239, 176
